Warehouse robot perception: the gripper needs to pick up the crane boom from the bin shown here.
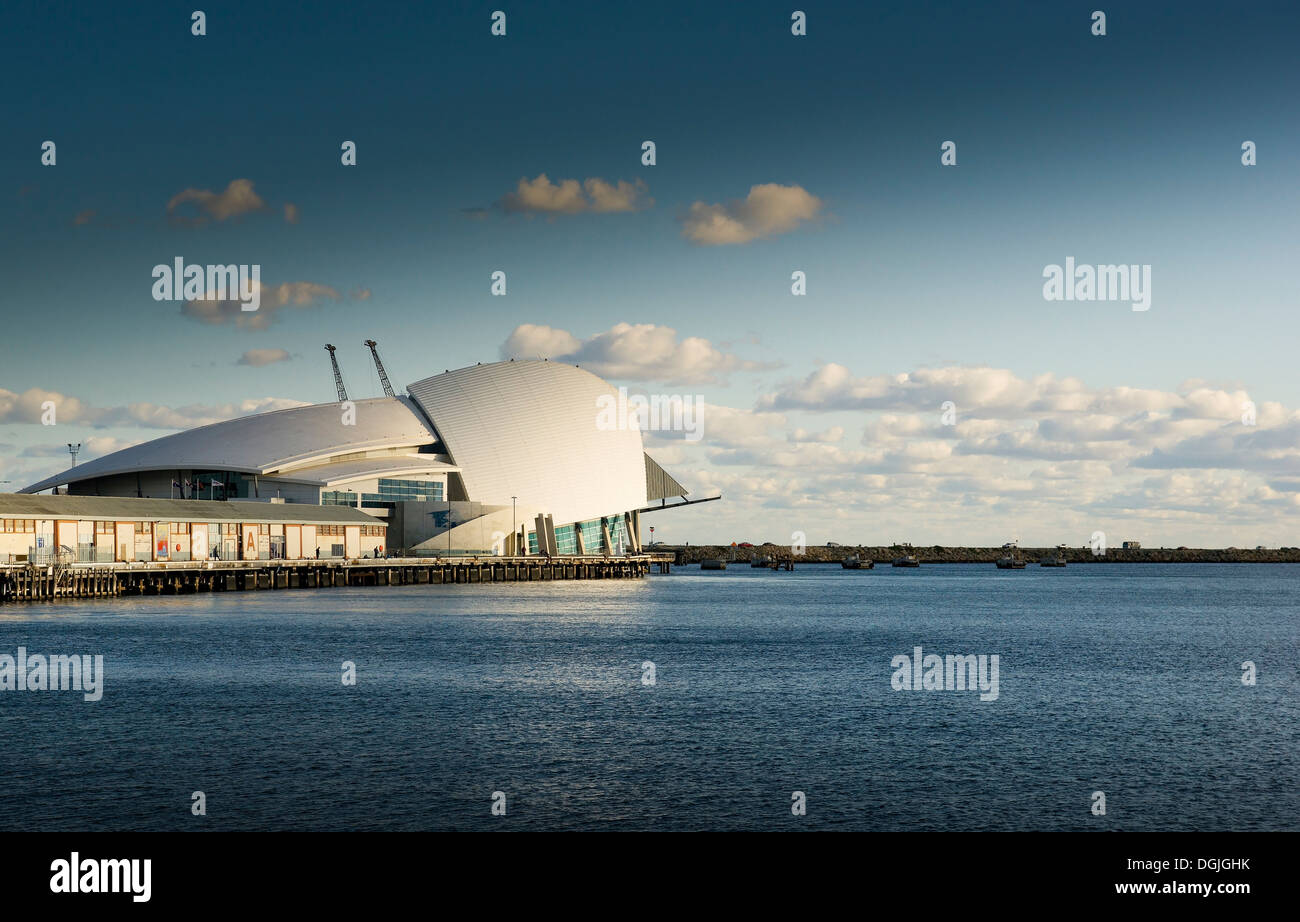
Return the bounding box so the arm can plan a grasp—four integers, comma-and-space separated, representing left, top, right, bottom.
324, 344, 348, 402
364, 339, 396, 397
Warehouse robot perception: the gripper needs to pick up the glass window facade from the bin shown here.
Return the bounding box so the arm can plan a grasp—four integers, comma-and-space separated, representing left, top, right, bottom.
371, 478, 444, 502
577, 519, 603, 554
325, 478, 448, 508
553, 524, 577, 555
327, 481, 443, 507
527, 514, 628, 555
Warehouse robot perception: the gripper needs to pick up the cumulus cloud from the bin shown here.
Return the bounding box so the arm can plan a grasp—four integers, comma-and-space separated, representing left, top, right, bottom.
788, 426, 844, 444
762, 363, 1190, 419
500, 322, 777, 385
167, 178, 266, 225
501, 324, 582, 359
497, 174, 651, 215
626, 361, 1300, 544
237, 348, 292, 367
0, 388, 91, 425
680, 183, 822, 245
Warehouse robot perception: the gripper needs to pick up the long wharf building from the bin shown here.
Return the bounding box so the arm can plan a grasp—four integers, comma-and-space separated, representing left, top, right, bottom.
0, 494, 385, 564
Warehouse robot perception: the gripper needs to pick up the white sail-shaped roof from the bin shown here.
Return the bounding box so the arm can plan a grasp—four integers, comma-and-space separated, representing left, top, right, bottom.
407, 360, 648, 524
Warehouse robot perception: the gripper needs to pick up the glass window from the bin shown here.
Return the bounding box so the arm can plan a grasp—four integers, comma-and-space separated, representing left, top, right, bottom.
366, 478, 445, 503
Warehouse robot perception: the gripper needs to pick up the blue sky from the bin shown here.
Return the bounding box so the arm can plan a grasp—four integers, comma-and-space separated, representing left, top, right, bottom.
2, 1, 1299, 545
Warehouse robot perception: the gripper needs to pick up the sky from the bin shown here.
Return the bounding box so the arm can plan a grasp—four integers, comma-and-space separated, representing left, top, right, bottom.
2, 0, 1299, 546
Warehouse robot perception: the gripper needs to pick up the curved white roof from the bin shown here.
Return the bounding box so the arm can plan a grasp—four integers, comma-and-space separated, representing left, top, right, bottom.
407, 360, 648, 525
22, 396, 437, 493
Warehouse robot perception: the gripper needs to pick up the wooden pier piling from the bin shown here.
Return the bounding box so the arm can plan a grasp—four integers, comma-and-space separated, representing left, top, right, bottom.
0, 554, 673, 606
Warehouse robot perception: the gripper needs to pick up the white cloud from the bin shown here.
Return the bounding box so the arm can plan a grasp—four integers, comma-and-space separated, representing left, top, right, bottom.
237, 349, 292, 367
788, 426, 844, 444
0, 388, 307, 429
167, 178, 266, 224
762, 364, 1235, 421
680, 183, 822, 245
641, 361, 1300, 545
181, 281, 345, 330
497, 174, 651, 215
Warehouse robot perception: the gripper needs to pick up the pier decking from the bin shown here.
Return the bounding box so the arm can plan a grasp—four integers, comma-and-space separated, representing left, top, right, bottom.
0, 555, 674, 604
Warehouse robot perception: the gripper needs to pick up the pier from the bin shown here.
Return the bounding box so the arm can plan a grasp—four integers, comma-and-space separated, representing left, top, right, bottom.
0, 554, 674, 604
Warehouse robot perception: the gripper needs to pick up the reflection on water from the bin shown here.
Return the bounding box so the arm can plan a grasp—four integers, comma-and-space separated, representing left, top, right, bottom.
0, 564, 1295, 830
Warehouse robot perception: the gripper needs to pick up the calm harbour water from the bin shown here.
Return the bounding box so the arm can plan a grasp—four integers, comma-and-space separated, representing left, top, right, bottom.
1, 563, 1296, 831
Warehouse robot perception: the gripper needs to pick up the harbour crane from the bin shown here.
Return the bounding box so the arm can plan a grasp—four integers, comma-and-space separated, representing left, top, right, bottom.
364, 339, 395, 398
324, 344, 348, 402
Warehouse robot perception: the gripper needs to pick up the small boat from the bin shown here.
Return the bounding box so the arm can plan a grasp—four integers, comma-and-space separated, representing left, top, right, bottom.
1040, 544, 1068, 567
700, 558, 727, 570
996, 539, 1027, 569
891, 555, 919, 568
750, 555, 773, 568
841, 555, 874, 569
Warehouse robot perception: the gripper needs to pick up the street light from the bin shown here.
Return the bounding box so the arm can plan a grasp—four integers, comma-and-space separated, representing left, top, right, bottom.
511, 495, 517, 556
67, 443, 81, 466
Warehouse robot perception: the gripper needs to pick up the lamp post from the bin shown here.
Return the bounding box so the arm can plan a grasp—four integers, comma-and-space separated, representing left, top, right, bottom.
67, 443, 81, 467
511, 495, 517, 556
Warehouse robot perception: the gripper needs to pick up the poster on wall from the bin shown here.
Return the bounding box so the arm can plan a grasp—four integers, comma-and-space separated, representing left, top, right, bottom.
243, 525, 259, 560
155, 523, 169, 559
191, 526, 208, 560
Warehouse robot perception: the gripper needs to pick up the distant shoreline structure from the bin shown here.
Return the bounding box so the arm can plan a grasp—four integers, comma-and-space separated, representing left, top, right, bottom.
667, 545, 1300, 565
